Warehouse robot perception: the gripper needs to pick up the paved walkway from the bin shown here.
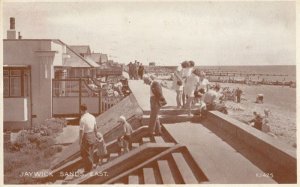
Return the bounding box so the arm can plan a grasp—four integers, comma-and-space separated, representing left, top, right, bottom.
128, 80, 178, 111
164, 122, 276, 184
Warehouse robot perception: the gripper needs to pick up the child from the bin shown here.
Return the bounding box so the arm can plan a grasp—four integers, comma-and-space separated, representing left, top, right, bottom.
118, 116, 133, 151
117, 136, 129, 154
95, 132, 108, 165
194, 89, 207, 119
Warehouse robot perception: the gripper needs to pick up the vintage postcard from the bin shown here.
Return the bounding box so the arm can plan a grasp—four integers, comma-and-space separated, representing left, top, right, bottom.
1, 0, 298, 185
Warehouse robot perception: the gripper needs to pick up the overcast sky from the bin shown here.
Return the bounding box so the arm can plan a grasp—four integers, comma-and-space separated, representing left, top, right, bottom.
2, 1, 296, 66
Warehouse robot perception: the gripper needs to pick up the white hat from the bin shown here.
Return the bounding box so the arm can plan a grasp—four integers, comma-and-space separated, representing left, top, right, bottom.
119, 115, 126, 122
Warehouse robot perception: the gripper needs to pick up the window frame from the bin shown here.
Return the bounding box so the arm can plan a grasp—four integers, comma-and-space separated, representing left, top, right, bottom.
3, 67, 29, 98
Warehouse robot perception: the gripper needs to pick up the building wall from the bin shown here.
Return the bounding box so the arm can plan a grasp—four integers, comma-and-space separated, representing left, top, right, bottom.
52, 40, 66, 67
3, 40, 64, 126
3, 98, 28, 121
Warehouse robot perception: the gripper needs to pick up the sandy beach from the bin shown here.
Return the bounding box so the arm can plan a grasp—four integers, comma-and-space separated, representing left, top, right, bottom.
162, 80, 296, 147
219, 83, 296, 147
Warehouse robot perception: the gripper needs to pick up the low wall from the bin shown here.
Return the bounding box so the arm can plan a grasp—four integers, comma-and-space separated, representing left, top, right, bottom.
4, 98, 28, 122
207, 111, 297, 183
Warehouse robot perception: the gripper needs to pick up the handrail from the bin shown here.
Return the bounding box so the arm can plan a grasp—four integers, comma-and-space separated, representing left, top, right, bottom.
68, 143, 176, 184
50, 125, 148, 172
104, 144, 183, 184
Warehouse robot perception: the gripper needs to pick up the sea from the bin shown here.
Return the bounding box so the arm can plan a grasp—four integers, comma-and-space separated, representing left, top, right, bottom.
198, 65, 296, 82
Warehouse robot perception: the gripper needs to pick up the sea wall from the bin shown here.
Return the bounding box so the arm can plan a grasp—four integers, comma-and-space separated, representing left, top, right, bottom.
206, 111, 297, 183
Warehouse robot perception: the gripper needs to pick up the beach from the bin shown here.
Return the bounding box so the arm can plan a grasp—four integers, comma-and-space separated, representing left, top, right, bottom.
162, 80, 296, 147
220, 83, 296, 147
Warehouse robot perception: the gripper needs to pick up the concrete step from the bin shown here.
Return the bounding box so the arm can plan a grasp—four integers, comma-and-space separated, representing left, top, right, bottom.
142, 114, 198, 125
142, 137, 151, 144
143, 106, 199, 116
132, 142, 140, 148
102, 158, 108, 163
172, 153, 198, 184
54, 180, 64, 184
154, 136, 165, 143
128, 175, 139, 184
64, 174, 75, 181
157, 160, 176, 184
143, 168, 156, 184
109, 153, 119, 160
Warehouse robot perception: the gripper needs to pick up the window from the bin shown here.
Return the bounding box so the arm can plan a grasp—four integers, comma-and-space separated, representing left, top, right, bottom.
3, 68, 29, 98
4, 77, 9, 97
53, 79, 79, 97
10, 77, 21, 96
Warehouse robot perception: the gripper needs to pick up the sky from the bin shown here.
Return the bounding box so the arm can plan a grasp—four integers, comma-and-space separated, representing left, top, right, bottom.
2, 1, 296, 66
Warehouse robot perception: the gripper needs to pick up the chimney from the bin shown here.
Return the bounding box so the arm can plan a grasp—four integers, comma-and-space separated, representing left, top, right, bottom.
7, 17, 17, 39
10, 17, 15, 30
18, 32, 22, 39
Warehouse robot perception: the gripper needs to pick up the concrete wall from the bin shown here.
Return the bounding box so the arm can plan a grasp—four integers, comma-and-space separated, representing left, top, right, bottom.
51, 40, 66, 67
82, 97, 100, 113
3, 98, 28, 121
206, 111, 297, 182
52, 97, 79, 115
52, 97, 99, 115
3, 40, 65, 125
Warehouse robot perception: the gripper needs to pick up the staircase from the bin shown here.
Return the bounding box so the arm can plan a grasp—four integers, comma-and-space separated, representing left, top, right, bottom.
49, 129, 207, 184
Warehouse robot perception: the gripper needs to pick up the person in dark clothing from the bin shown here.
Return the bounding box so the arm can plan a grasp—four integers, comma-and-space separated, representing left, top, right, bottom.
235, 87, 242, 103
128, 62, 133, 79
132, 61, 138, 80
144, 75, 166, 136
138, 64, 144, 79
249, 112, 263, 130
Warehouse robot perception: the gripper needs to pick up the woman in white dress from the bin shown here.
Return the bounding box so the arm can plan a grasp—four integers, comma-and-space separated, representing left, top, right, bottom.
172, 66, 184, 108
181, 61, 195, 106
184, 69, 200, 116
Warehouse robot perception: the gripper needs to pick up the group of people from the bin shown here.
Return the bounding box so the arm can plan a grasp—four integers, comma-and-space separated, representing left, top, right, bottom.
248, 109, 270, 132
79, 104, 134, 174
128, 60, 144, 80
221, 87, 243, 103
172, 60, 227, 117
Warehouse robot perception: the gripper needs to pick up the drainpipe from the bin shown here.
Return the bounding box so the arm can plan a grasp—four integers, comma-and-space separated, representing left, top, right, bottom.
29, 65, 33, 130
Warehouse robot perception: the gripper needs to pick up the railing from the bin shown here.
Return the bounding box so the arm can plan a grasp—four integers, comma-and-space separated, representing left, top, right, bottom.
52, 78, 126, 116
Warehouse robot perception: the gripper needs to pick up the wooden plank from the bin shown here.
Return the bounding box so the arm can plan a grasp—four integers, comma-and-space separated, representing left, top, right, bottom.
154, 136, 165, 143
157, 160, 176, 184
143, 168, 156, 184
128, 175, 139, 184
172, 153, 198, 184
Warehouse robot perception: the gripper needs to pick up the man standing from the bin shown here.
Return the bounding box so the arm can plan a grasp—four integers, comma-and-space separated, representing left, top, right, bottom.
235, 87, 242, 103
144, 75, 166, 136
79, 104, 97, 173
138, 63, 145, 79
128, 62, 133, 79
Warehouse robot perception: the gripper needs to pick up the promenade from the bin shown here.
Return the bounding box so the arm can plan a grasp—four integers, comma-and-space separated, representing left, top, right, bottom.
128, 80, 276, 183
